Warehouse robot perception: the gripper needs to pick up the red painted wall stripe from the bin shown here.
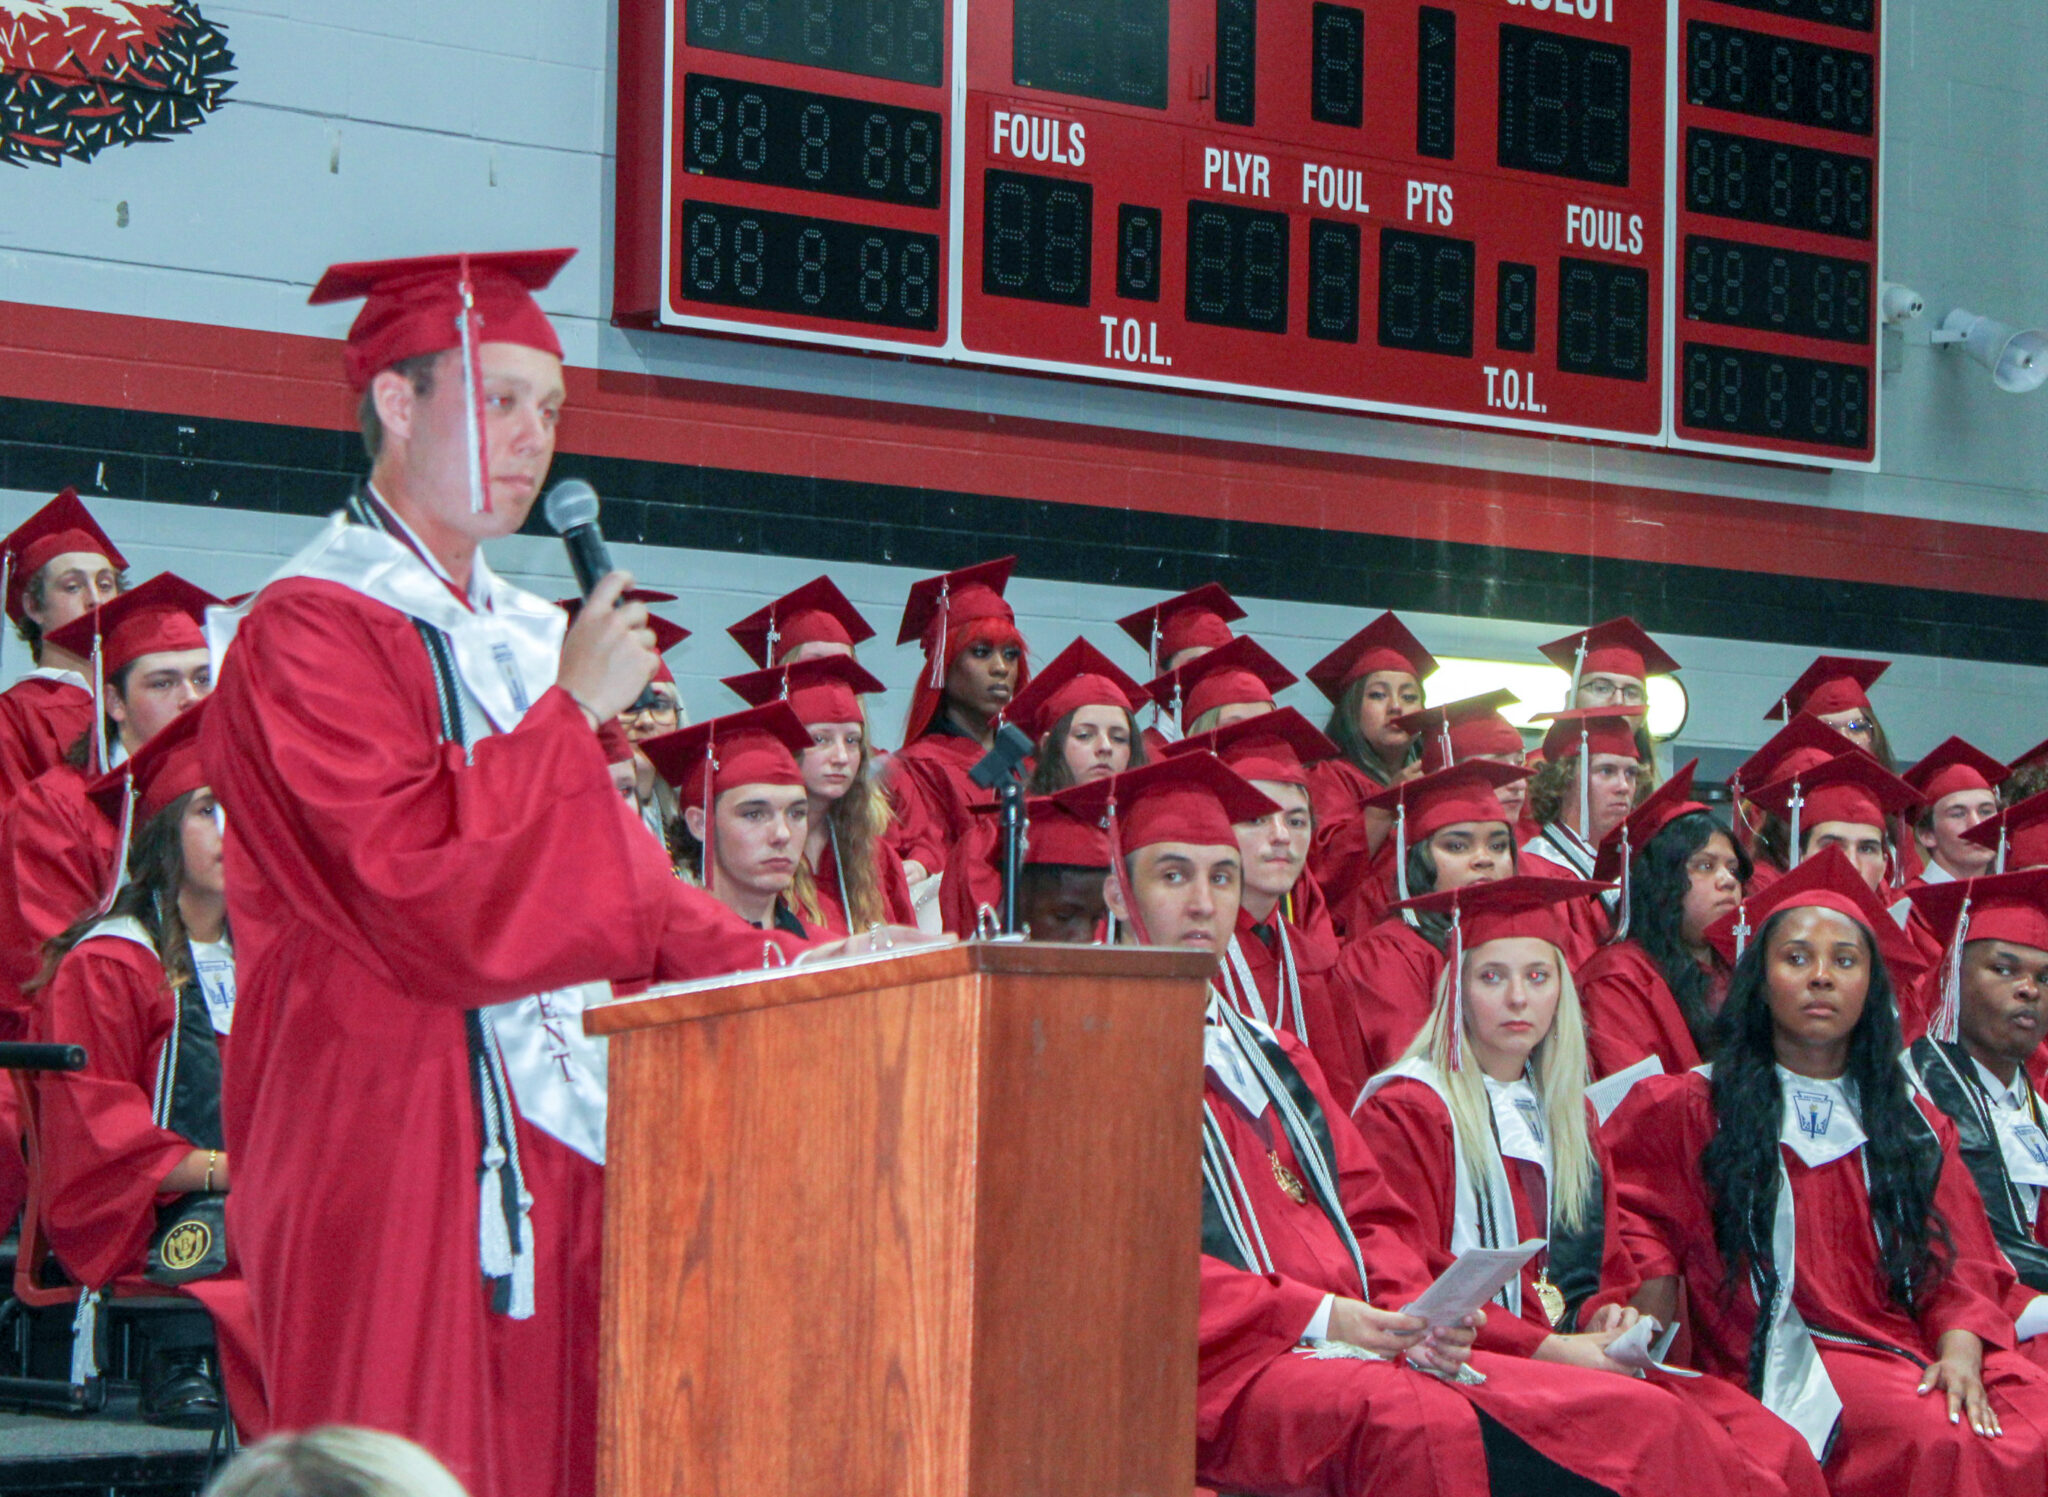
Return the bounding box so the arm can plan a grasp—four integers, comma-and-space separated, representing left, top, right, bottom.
3, 298, 2042, 602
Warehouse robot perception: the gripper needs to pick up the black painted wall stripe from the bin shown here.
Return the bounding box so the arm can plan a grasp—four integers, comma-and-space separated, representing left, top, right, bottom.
1, 393, 2040, 667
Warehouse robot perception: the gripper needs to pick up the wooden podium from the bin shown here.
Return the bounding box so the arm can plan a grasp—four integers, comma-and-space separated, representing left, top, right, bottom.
584, 941, 1217, 1497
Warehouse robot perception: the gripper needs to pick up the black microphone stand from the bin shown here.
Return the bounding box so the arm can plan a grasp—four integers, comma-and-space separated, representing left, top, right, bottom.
969, 723, 1037, 936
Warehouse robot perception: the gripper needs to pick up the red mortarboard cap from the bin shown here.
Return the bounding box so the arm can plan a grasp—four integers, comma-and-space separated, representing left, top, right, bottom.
1052, 752, 1280, 853
1163, 706, 1339, 788
1703, 846, 1910, 969
1902, 736, 2008, 809
1748, 751, 1917, 833
1534, 706, 1645, 763
727, 575, 876, 668
1964, 792, 2048, 872
1005, 638, 1147, 740
560, 590, 689, 684
1730, 714, 1864, 794
1910, 869, 2048, 957
1764, 655, 1890, 721
895, 557, 1017, 651
1390, 874, 1609, 949
639, 701, 812, 805
42, 573, 220, 678
1539, 617, 1679, 682
309, 248, 575, 392
2, 489, 128, 626
722, 655, 886, 727
971, 795, 1114, 868
87, 696, 210, 828
1145, 634, 1297, 727
1594, 760, 1709, 880
1396, 689, 1526, 773
1116, 583, 1246, 673
2009, 737, 2048, 775
1363, 758, 1529, 843
1305, 611, 1438, 704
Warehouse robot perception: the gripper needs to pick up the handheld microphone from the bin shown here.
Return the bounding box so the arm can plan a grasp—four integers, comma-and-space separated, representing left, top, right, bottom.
542, 479, 613, 599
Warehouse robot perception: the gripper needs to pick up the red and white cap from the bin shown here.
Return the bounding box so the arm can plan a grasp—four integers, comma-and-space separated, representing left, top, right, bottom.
727, 575, 875, 668
1305, 611, 1437, 704
1162, 706, 1339, 789
1910, 867, 2048, 1042
1362, 758, 1530, 908
2, 489, 128, 627
1004, 638, 1147, 741
45, 573, 221, 774
1116, 583, 1245, 676
640, 701, 812, 805
1703, 845, 1915, 975
85, 696, 213, 914
1395, 688, 1525, 773
1538, 617, 1679, 688
1143, 634, 1296, 733
1901, 736, 2008, 810
1532, 706, 1645, 765
1764, 656, 1889, 722
1747, 750, 1917, 861
721, 655, 887, 727
1963, 792, 2048, 875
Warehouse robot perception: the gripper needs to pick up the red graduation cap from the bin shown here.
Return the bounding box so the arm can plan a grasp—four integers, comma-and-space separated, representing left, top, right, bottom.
1363, 757, 1529, 909
1538, 617, 1680, 686
1305, 611, 1438, 704
2009, 737, 2048, 775
721, 654, 886, 727
1162, 706, 1339, 788
1747, 750, 1917, 853
559, 590, 688, 684
896, 557, 1017, 651
1764, 655, 1889, 721
1702, 846, 1914, 974
1144, 634, 1296, 731
309, 247, 575, 392
1396, 688, 1525, 773
1910, 868, 2048, 1042
310, 248, 574, 516
970, 794, 1113, 868
1533, 706, 1645, 764
640, 701, 812, 805
727, 575, 876, 668
1963, 792, 2048, 875
1005, 638, 1147, 741
1116, 583, 1245, 676
1902, 736, 2008, 809
1387, 874, 1610, 1071
1729, 714, 1863, 798
2, 489, 128, 627
43, 572, 219, 680
85, 697, 212, 915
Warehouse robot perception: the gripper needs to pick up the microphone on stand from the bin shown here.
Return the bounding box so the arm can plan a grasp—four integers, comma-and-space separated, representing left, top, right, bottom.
543, 479, 663, 714
542, 479, 613, 598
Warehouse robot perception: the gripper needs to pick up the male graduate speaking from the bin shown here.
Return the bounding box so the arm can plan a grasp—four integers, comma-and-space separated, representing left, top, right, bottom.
201, 250, 927, 1497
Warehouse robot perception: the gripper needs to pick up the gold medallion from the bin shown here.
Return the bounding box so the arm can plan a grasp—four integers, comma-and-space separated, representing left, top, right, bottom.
1533, 1272, 1567, 1328
160, 1220, 214, 1273
1269, 1151, 1309, 1205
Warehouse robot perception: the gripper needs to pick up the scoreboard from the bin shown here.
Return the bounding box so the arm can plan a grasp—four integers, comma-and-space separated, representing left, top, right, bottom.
614, 0, 1884, 467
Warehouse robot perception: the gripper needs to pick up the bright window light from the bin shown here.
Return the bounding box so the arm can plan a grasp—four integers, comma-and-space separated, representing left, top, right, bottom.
1422, 658, 1690, 740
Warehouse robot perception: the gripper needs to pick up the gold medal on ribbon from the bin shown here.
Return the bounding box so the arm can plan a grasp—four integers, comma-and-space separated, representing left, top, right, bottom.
1534, 1272, 1567, 1328
1269, 1151, 1309, 1205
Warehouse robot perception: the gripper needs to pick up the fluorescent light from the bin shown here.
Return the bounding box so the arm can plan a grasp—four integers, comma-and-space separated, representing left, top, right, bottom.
1423, 658, 1690, 739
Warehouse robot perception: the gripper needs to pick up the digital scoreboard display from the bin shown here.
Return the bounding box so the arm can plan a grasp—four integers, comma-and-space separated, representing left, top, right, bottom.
616, 0, 1884, 468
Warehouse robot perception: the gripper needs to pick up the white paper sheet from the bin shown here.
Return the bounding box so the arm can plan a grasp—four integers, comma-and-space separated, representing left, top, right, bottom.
1401, 1240, 1544, 1328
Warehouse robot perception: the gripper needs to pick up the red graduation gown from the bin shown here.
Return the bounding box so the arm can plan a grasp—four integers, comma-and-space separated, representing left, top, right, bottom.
879, 731, 987, 876
1355, 1078, 1828, 1497
0, 674, 92, 808
1303, 759, 1391, 933
1200, 1031, 1758, 1497
202, 577, 814, 1497
1514, 838, 1609, 970
28, 935, 266, 1431
1330, 917, 1445, 1082
1224, 904, 1368, 1112
1606, 1071, 2048, 1497
0, 762, 117, 1034
1576, 939, 1708, 1081
805, 826, 916, 938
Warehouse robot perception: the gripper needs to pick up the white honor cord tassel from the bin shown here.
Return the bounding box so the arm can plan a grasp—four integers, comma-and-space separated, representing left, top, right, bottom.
0, 552, 10, 686
1576, 724, 1591, 848
457, 261, 489, 516
1997, 826, 2010, 877
1572, 636, 1588, 706
89, 633, 107, 773
1787, 783, 1805, 868
1732, 903, 1752, 961
1446, 905, 1466, 1073
928, 581, 949, 689
1610, 826, 1633, 944
1935, 897, 1971, 1044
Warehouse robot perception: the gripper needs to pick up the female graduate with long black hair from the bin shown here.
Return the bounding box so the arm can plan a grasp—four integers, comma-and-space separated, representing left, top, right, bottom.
1606, 848, 2048, 1496
27, 701, 265, 1433
1354, 878, 1829, 1497
1575, 763, 1750, 1080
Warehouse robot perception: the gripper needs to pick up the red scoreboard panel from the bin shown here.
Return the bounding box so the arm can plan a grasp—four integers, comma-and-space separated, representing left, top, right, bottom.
1666, 0, 1882, 465
614, 0, 1881, 468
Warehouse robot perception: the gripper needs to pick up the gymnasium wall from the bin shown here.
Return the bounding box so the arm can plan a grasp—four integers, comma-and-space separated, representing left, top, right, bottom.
2, 0, 2044, 770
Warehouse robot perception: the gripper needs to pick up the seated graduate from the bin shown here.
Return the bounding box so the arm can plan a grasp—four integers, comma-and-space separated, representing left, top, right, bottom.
1904, 869, 2048, 1368
1017, 638, 1149, 794
721, 655, 914, 937
1765, 657, 1897, 771
26, 702, 264, 1432
1164, 709, 1365, 1106
1537, 618, 1680, 790
1575, 763, 1750, 1081
1726, 717, 1867, 893
1115, 582, 1246, 757
1140, 633, 1294, 740
642, 702, 820, 939
1354, 877, 1828, 1497
1963, 792, 2048, 877
1903, 739, 2007, 893
1605, 849, 2048, 1496
0, 574, 218, 1037
881, 558, 1030, 888
562, 590, 689, 842
1300, 613, 1437, 922
1056, 754, 1778, 1497
940, 794, 1113, 941
1330, 760, 1530, 1082
727, 574, 875, 670
1519, 709, 1646, 968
